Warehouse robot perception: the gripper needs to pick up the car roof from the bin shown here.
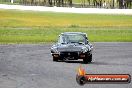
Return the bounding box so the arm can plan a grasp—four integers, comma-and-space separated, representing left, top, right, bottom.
61, 32, 87, 36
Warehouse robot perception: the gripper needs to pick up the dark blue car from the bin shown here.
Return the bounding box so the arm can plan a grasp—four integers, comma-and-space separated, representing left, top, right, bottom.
51, 32, 93, 63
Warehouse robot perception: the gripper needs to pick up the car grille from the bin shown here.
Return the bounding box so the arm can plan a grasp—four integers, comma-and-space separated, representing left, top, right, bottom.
60, 52, 79, 58
58, 47, 81, 52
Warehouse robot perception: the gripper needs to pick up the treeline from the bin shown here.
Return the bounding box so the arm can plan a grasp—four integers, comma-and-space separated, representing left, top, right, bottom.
118, 0, 132, 8
0, 0, 132, 8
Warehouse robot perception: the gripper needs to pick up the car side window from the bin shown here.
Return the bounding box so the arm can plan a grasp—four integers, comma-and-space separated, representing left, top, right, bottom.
58, 36, 61, 43
58, 35, 64, 44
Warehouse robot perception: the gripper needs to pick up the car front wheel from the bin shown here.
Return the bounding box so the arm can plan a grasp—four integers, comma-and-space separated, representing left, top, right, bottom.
53, 57, 59, 62
83, 54, 92, 64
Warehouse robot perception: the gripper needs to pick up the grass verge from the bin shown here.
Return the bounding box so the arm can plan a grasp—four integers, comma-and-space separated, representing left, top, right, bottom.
0, 9, 132, 28
0, 9, 132, 43
0, 27, 132, 44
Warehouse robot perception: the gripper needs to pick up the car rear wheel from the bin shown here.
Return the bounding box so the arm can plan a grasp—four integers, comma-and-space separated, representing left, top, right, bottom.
83, 54, 92, 64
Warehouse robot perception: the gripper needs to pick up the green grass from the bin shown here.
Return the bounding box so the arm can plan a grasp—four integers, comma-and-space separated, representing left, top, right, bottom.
0, 9, 132, 43
0, 9, 132, 28
0, 2, 19, 5
0, 27, 132, 44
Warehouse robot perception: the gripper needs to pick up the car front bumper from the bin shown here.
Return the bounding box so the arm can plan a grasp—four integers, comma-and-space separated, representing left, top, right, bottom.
52, 51, 92, 60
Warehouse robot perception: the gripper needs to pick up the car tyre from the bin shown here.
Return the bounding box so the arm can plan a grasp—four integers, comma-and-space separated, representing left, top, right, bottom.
53, 57, 58, 62
83, 54, 92, 64
88, 54, 92, 62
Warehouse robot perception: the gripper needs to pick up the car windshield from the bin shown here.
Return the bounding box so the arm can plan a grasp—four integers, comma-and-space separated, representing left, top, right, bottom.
59, 34, 87, 44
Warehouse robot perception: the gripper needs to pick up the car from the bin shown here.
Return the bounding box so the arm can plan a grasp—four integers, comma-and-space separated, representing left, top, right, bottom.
50, 32, 93, 63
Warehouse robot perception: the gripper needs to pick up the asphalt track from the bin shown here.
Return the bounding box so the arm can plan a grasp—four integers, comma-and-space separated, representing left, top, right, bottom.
0, 42, 132, 88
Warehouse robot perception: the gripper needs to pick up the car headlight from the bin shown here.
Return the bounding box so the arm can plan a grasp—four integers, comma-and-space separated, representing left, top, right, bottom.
82, 47, 88, 53
54, 48, 59, 53
51, 47, 59, 54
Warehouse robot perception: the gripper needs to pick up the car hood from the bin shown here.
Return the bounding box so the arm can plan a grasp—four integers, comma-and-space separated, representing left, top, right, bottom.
57, 43, 89, 52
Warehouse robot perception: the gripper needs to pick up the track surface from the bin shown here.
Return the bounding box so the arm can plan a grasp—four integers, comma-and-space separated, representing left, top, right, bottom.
0, 42, 132, 88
